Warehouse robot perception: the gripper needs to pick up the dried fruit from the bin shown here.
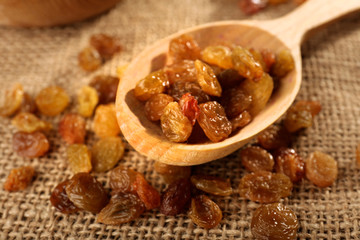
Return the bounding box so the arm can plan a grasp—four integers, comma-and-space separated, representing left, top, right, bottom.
179, 93, 199, 125
77, 86, 99, 117
109, 166, 139, 193
97, 192, 145, 225
145, 93, 174, 121
240, 146, 274, 172
133, 174, 161, 210
238, 0, 267, 15
274, 148, 305, 183
231, 111, 252, 131
134, 70, 169, 101
90, 33, 121, 60
220, 86, 252, 118
91, 136, 124, 172
20, 92, 37, 114
293, 100, 321, 117
201, 45, 233, 69
305, 151, 338, 188
93, 103, 121, 138
11, 112, 52, 133
50, 180, 80, 214
231, 46, 263, 80
251, 203, 299, 240
4, 166, 35, 192
261, 49, 276, 72
191, 175, 232, 196
239, 171, 293, 203
257, 125, 291, 150
165, 60, 197, 84
59, 113, 86, 144
168, 81, 211, 103
153, 161, 191, 184
65, 173, 109, 213
189, 195, 222, 229
89, 75, 119, 104
271, 49, 295, 79
217, 69, 244, 89
35, 86, 70, 116
195, 60, 222, 97
13, 131, 50, 158
78, 47, 102, 72
160, 178, 192, 216
197, 101, 232, 142
66, 144, 92, 174
160, 102, 192, 142
169, 34, 201, 63
0, 83, 24, 117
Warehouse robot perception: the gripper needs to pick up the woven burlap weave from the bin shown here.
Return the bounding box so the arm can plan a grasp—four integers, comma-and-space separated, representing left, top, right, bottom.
0, 0, 360, 239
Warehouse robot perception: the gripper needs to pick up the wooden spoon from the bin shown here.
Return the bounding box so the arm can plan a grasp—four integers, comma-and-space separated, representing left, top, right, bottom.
116, 0, 360, 166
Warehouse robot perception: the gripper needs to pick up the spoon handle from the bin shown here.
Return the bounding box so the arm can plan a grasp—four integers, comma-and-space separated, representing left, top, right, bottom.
268, 0, 360, 46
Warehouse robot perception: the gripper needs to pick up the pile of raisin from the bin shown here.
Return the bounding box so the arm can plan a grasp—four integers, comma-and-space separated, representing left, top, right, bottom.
238, 0, 307, 15
133, 34, 295, 143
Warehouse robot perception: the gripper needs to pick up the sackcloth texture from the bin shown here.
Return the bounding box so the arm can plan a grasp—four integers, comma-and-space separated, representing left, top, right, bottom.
0, 0, 360, 239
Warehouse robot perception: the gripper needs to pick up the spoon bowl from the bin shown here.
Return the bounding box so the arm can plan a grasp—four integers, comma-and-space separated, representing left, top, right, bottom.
116, 0, 360, 166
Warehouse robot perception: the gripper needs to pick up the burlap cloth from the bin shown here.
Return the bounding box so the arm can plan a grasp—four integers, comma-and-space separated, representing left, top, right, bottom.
0, 0, 359, 239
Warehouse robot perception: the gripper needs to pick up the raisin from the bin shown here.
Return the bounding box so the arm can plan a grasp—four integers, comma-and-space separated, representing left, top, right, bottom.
191, 175, 232, 196
160, 178, 192, 216
274, 148, 305, 183
59, 113, 86, 144
97, 192, 145, 225
77, 86, 99, 117
284, 107, 313, 133
91, 136, 125, 172
188, 195, 222, 229
65, 173, 109, 213
231, 46, 263, 80
133, 174, 161, 210
153, 161, 191, 184
3, 166, 35, 192
50, 180, 80, 214
357, 143, 360, 167
251, 203, 299, 240
109, 166, 139, 193
231, 111, 252, 131
217, 69, 244, 89
90, 33, 121, 60
195, 60, 222, 97
271, 49, 295, 79
20, 92, 37, 114
240, 72, 273, 116
66, 144, 92, 174
169, 34, 201, 63
89, 75, 119, 104
220, 86, 252, 118
168, 81, 211, 104
35, 86, 70, 116
160, 102, 193, 142
239, 171, 293, 203
261, 49, 276, 72
238, 0, 267, 15
197, 101, 232, 142
0, 83, 24, 117
201, 45, 233, 69
249, 48, 268, 73
305, 151, 338, 188
134, 70, 169, 101
13, 131, 50, 158
93, 103, 121, 138
11, 112, 52, 133
257, 125, 291, 150
293, 100, 321, 117
144, 93, 174, 121
164, 60, 197, 84
78, 47, 102, 72
179, 93, 199, 125
240, 146, 274, 172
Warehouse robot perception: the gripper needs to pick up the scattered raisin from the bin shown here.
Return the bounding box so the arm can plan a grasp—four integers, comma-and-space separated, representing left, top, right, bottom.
220, 86, 252, 118
153, 161, 191, 184
195, 60, 222, 97
109, 166, 139, 193
144, 93, 174, 121
179, 93, 199, 125
293, 100, 321, 117
305, 151, 338, 188
238, 0, 267, 15
93, 103, 121, 138
240, 146, 274, 172
20, 92, 37, 114
251, 203, 299, 240
66, 144, 92, 174
168, 81, 211, 103
35, 86, 70, 116
191, 175, 232, 196
91, 137, 124, 172
13, 131, 50, 158
50, 180, 80, 214
133, 174, 161, 210
58, 113, 86, 144
284, 107, 313, 133
274, 148, 305, 183
169, 34, 201, 63
201, 45, 233, 69
3, 166, 35, 192
0, 83, 24, 117
271, 49, 295, 79
231, 46, 263, 80
77, 86, 99, 117
78, 47, 102, 72
90, 33, 121, 60
188, 195, 222, 229
164, 60, 197, 84
89, 75, 119, 104
134, 70, 169, 101
11, 112, 52, 133
231, 111, 252, 131
65, 173, 109, 213
239, 171, 293, 203
257, 125, 291, 150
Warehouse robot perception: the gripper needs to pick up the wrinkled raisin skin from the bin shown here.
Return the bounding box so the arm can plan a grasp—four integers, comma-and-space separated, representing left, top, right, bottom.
169, 34, 201, 63
188, 195, 222, 229
90, 33, 121, 60
13, 131, 50, 158
109, 166, 139, 193
194, 60, 222, 97
145, 94, 174, 121
50, 180, 79, 214
91, 137, 124, 173
11, 112, 52, 133
134, 70, 169, 101
93, 104, 120, 138
191, 175, 232, 196
257, 125, 291, 150
179, 93, 199, 125
4, 166, 35, 192
89, 75, 119, 104
220, 86, 252, 119
168, 81, 210, 104
274, 148, 305, 183
240, 146, 274, 172
35, 86, 70, 116
59, 113, 86, 144
78, 47, 102, 72
133, 174, 161, 210
66, 144, 92, 174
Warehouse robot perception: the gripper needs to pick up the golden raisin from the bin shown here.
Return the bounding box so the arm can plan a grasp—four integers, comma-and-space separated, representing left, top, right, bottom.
231, 46, 263, 80
195, 60, 222, 97
153, 161, 191, 184
144, 93, 174, 121
257, 125, 291, 150
66, 144, 92, 174
109, 166, 139, 193
50, 180, 80, 214
11, 112, 52, 133
77, 86, 99, 117
0, 83, 24, 117
13, 131, 50, 158
78, 46, 102, 72
201, 45, 233, 69
58, 113, 86, 144
305, 151, 338, 188
240, 146, 274, 172
90, 33, 121, 60
293, 100, 322, 117
91, 136, 124, 172
134, 70, 169, 101
169, 34, 201, 63
20, 92, 37, 114
179, 93, 199, 125
271, 49, 295, 79
89, 75, 119, 104
274, 148, 305, 183
188, 195, 222, 229
133, 174, 161, 210
191, 175, 232, 196
35, 86, 70, 116
164, 60, 197, 84
93, 104, 120, 138
168, 81, 211, 103
284, 107, 312, 133
4, 166, 35, 192
231, 111, 252, 131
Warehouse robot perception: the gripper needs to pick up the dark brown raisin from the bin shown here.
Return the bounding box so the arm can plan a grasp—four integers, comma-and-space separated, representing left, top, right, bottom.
13, 131, 50, 158
240, 146, 274, 172
90, 33, 121, 60
168, 81, 211, 104
20, 92, 37, 114
153, 162, 191, 184
191, 175, 232, 196
144, 93, 174, 121
89, 75, 119, 104
58, 113, 86, 144
179, 93, 199, 125
274, 148, 305, 183
4, 166, 35, 192
50, 180, 80, 214
220, 86, 252, 118
257, 125, 291, 150
188, 195, 222, 229
133, 174, 161, 210
169, 34, 201, 63
231, 111, 252, 132
217, 69, 244, 89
